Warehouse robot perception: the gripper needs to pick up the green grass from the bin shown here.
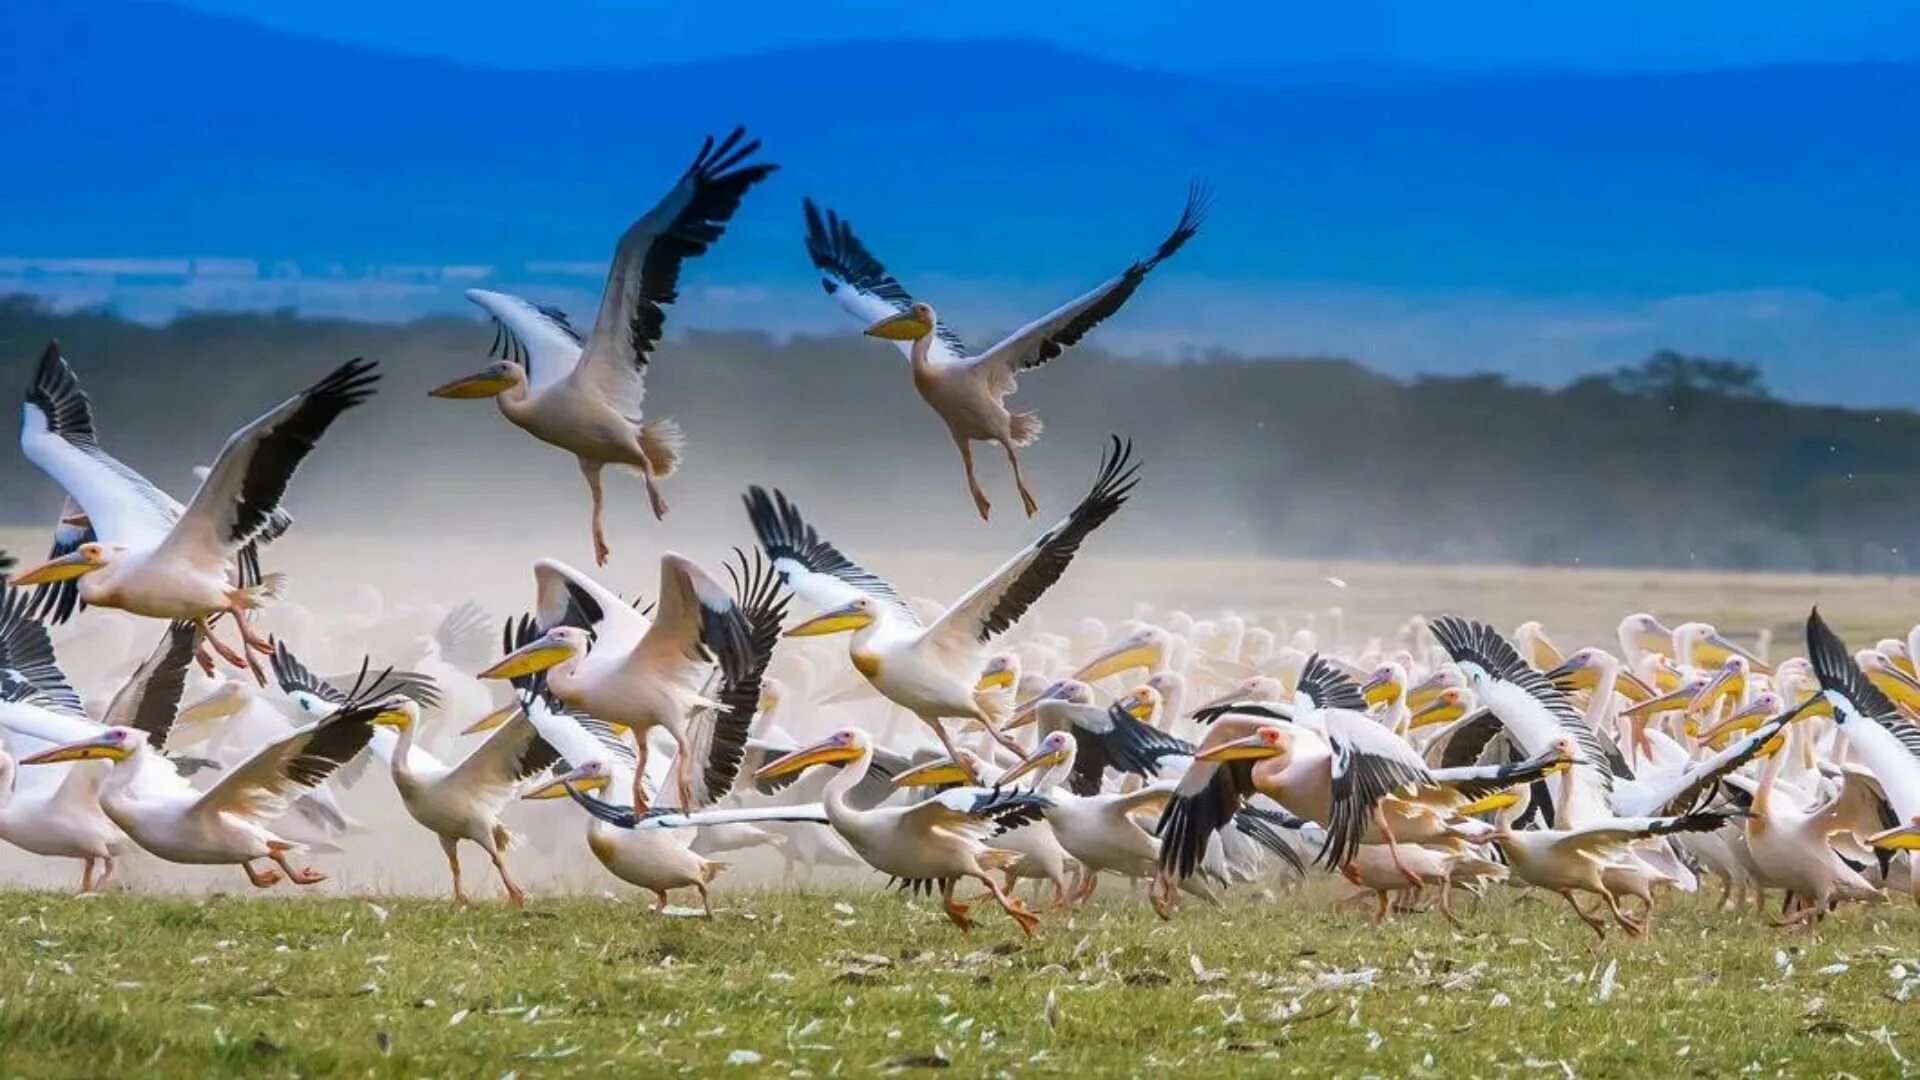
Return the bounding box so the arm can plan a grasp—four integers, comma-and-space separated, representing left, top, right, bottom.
0, 887, 1916, 1077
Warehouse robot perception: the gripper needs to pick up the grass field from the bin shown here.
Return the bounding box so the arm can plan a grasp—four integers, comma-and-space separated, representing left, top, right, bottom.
1, 888, 1916, 1077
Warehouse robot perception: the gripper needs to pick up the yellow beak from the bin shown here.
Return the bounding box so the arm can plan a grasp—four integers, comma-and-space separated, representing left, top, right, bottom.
370, 708, 414, 730
784, 602, 874, 639
523, 767, 611, 800
1452, 790, 1520, 818
974, 667, 1015, 694
1117, 690, 1156, 722
10, 549, 103, 586
1360, 675, 1398, 707
1074, 640, 1161, 683
175, 690, 239, 728
1867, 820, 1920, 851
478, 639, 573, 680
1194, 733, 1284, 763
20, 735, 131, 765
996, 747, 1067, 787
1696, 631, 1773, 675
463, 701, 522, 735
863, 311, 932, 341
1408, 697, 1464, 729
891, 757, 978, 788
427, 370, 517, 399
1695, 699, 1774, 742
755, 738, 862, 781
1866, 662, 1920, 711
1686, 667, 1741, 715
1622, 683, 1701, 719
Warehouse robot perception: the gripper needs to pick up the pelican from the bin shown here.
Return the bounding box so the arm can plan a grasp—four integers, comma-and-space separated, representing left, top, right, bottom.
479, 551, 786, 811
803, 191, 1202, 519
1803, 610, 1920, 854
369, 698, 561, 908
21, 697, 382, 888
429, 128, 776, 564
755, 728, 1048, 935
891, 748, 1075, 909
13, 344, 378, 680
749, 437, 1139, 775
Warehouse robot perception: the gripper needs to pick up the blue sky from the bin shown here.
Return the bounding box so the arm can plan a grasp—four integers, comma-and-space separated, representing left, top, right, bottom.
169, 0, 1920, 72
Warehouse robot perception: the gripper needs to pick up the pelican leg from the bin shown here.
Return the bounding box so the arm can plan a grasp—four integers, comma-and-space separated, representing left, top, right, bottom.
652, 890, 669, 914
1002, 439, 1038, 517
486, 843, 525, 910
1374, 890, 1391, 923
79, 858, 95, 894
695, 881, 714, 918
196, 617, 254, 678
94, 855, 116, 892
1373, 806, 1424, 889
268, 846, 326, 885
442, 837, 468, 907
242, 860, 283, 888
956, 438, 991, 521
578, 458, 611, 566
631, 738, 653, 813
1603, 891, 1644, 937
975, 870, 1040, 937
1438, 876, 1464, 928
672, 729, 698, 811
1561, 889, 1608, 939
940, 879, 976, 932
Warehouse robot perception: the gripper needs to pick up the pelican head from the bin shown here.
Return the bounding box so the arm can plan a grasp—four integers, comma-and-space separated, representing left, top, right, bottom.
1115, 684, 1162, 723
996, 730, 1074, 786
755, 728, 868, 781
1618, 613, 1674, 659
21, 726, 145, 765
368, 698, 421, 730
784, 597, 880, 638
974, 654, 1018, 694
1858, 648, 1920, 711
891, 749, 986, 788
1193, 724, 1291, 763
863, 302, 936, 342
428, 360, 524, 400
522, 759, 614, 800
1194, 676, 1287, 715
10, 542, 123, 586
478, 627, 589, 680
1695, 691, 1785, 743
1405, 665, 1462, 711
1359, 663, 1403, 708
1006, 678, 1094, 729
1409, 687, 1473, 729
177, 679, 252, 728
1074, 628, 1168, 683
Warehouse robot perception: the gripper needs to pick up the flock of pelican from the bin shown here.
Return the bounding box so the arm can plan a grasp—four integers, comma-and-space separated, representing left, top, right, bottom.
1, 126, 1917, 943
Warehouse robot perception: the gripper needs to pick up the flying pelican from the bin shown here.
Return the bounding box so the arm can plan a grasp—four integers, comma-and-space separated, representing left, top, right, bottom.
369, 699, 560, 908
20, 696, 382, 889
1802, 610, 1920, 854
803, 191, 1203, 519
13, 345, 378, 680
748, 437, 1139, 777
479, 551, 786, 811
429, 128, 776, 564
755, 727, 1049, 935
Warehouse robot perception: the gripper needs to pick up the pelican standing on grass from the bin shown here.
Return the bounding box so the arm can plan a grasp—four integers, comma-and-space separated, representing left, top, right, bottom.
803, 190, 1203, 519
748, 437, 1141, 778
430, 128, 777, 564
12, 344, 379, 681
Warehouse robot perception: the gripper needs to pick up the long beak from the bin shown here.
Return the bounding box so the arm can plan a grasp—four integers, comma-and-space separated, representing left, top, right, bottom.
1074, 640, 1161, 683
1116, 690, 1156, 722
1867, 820, 1920, 851
863, 311, 932, 340
996, 747, 1066, 787
1359, 673, 1396, 707
1542, 657, 1591, 691
370, 707, 414, 729
754, 737, 862, 782
1867, 662, 1920, 710
891, 757, 977, 788
1615, 669, 1657, 703
1193, 732, 1284, 763
1702, 631, 1772, 675
10, 550, 102, 586
1634, 627, 1675, 660
523, 764, 610, 800
1695, 697, 1776, 742
1622, 683, 1700, 719
1452, 790, 1520, 818
20, 733, 130, 765
175, 689, 239, 727
427, 370, 516, 399
463, 701, 522, 735
974, 667, 1015, 694
1686, 667, 1739, 715
1408, 696, 1463, 729
477, 636, 573, 680
783, 602, 872, 639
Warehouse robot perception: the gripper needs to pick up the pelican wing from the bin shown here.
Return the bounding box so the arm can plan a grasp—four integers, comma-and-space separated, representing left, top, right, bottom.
904, 786, 1051, 839
434, 601, 497, 671
573, 127, 776, 414
20, 343, 179, 555
1295, 652, 1369, 713
1632, 712, 1790, 817
1551, 810, 1741, 858
532, 558, 650, 657
157, 359, 378, 569
1807, 608, 1920, 759
1428, 615, 1614, 792
972, 186, 1206, 382
1321, 730, 1433, 869
1156, 721, 1264, 879
568, 786, 829, 830
744, 486, 916, 621
524, 697, 637, 771
464, 288, 584, 394
924, 437, 1140, 655
192, 701, 378, 821
1046, 698, 1194, 796
0, 583, 83, 718
445, 710, 559, 801
100, 621, 197, 745
26, 495, 97, 624
270, 642, 440, 712
666, 551, 789, 808
1427, 708, 1505, 769
802, 198, 970, 365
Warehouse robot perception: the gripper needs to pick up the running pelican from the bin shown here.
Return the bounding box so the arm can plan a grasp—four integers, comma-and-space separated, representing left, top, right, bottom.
748, 438, 1140, 777
803, 191, 1202, 518
430, 128, 776, 564
13, 345, 378, 680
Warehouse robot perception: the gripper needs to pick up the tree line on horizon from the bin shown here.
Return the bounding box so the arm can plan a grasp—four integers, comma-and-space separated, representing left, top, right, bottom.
0, 293, 1912, 576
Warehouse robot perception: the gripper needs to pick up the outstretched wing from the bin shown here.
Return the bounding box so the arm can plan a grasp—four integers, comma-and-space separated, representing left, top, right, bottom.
192, 700, 380, 821
157, 359, 379, 567
973, 185, 1206, 381
924, 437, 1140, 655
100, 621, 198, 745
573, 127, 777, 416
0, 581, 83, 717
743, 486, 916, 622
463, 288, 584, 394
802, 197, 970, 365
